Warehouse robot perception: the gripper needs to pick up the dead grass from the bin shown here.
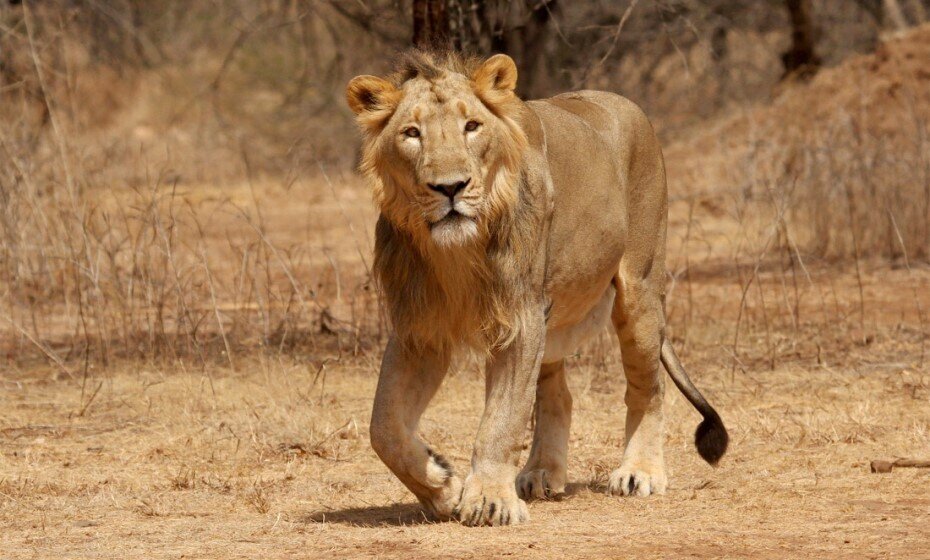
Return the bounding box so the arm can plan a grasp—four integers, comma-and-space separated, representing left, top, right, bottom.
2, 7, 930, 560
2, 270, 929, 558
667, 24, 930, 262
0, 171, 380, 367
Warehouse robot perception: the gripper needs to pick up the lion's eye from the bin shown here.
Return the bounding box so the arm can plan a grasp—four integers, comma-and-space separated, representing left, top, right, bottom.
403, 127, 420, 138
464, 120, 481, 132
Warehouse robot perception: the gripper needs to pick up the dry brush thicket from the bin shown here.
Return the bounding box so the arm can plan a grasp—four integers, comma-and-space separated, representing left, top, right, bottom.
0, 2, 928, 373
672, 24, 930, 262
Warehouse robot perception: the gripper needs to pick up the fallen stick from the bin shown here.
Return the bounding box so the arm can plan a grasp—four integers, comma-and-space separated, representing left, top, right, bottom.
870, 458, 930, 473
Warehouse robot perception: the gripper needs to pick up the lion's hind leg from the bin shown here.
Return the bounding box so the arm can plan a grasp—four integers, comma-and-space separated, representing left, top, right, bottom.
370, 339, 462, 519
607, 273, 668, 497
517, 359, 572, 500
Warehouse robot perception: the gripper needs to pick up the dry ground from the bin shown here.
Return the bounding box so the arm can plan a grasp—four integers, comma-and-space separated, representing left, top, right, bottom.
2, 265, 930, 559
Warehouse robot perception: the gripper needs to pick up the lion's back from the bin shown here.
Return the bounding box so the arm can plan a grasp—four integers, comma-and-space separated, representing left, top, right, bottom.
526, 90, 668, 312
531, 90, 661, 176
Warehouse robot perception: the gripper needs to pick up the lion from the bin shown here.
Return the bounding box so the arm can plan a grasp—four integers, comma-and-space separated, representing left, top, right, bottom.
345, 51, 728, 527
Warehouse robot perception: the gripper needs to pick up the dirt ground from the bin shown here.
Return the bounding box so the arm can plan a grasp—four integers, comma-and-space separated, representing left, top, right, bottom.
3, 263, 930, 559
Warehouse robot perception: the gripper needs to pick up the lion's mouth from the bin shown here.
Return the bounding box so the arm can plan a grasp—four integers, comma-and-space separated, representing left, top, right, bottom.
430, 209, 472, 229
428, 208, 479, 246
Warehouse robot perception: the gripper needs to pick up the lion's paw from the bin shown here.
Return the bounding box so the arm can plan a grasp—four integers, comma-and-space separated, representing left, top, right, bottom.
455, 475, 529, 526
420, 474, 463, 520
607, 463, 667, 497
517, 469, 565, 501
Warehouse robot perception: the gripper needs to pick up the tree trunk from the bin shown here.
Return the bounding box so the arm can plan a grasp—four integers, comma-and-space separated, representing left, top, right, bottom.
413, 0, 451, 49
410, 0, 556, 98
907, 0, 927, 23
781, 0, 821, 80
883, 0, 909, 30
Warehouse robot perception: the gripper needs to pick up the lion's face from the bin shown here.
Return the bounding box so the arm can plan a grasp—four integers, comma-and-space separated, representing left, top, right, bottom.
347, 54, 527, 248
380, 75, 499, 246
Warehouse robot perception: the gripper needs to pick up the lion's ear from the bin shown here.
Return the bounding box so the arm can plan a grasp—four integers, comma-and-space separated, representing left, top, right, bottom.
346, 75, 401, 129
472, 54, 518, 95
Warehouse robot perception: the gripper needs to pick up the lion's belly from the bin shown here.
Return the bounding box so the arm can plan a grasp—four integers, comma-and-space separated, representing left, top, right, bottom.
543, 284, 615, 363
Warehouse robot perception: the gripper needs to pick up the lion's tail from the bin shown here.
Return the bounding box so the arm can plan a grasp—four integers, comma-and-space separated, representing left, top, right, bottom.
660, 339, 729, 465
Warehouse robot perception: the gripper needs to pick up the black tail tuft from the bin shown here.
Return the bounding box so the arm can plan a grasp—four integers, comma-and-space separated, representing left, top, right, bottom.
695, 412, 729, 466
661, 339, 730, 466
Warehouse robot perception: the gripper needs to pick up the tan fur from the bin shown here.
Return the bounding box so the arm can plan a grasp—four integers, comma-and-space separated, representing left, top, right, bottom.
347, 51, 715, 527
357, 53, 534, 354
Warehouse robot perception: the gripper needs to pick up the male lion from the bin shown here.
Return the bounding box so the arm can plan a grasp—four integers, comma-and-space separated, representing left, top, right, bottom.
346, 51, 728, 527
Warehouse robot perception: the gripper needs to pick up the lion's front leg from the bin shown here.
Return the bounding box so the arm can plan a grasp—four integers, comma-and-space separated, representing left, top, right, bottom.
456, 310, 546, 527
370, 338, 462, 519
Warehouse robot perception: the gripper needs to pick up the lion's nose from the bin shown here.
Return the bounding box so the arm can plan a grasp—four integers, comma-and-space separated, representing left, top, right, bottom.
427, 178, 470, 199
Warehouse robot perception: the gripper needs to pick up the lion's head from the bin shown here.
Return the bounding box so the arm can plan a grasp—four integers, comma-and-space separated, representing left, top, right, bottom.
346, 51, 528, 250
345, 52, 540, 352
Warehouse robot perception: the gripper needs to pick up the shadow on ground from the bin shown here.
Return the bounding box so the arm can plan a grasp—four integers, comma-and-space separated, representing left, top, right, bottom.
302, 502, 436, 527
306, 480, 606, 526
565, 480, 605, 496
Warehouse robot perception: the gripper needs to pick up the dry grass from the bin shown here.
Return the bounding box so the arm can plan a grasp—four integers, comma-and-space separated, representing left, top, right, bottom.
667, 24, 930, 262
2, 161, 929, 557
2, 7, 930, 560
2, 269, 929, 558
3, 24, 929, 372
0, 170, 381, 367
